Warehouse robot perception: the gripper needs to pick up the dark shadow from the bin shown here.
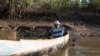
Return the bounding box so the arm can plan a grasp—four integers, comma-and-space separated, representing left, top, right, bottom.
16, 26, 51, 39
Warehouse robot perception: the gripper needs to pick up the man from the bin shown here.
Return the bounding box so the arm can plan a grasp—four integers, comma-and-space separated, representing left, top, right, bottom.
49, 20, 66, 38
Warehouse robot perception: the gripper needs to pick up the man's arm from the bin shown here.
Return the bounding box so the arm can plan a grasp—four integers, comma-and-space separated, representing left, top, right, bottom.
63, 27, 68, 35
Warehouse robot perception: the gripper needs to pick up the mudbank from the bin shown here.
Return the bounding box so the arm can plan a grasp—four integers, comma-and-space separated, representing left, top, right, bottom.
16, 25, 71, 40
16, 26, 52, 39
0, 24, 71, 40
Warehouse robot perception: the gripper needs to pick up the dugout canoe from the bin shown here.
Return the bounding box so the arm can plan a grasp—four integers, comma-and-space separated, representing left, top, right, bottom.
0, 34, 69, 56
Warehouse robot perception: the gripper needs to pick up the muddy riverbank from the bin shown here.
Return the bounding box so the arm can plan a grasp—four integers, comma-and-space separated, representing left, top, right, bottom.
0, 19, 100, 40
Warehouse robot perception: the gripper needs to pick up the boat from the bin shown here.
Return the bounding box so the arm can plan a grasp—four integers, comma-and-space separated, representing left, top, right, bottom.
0, 34, 69, 56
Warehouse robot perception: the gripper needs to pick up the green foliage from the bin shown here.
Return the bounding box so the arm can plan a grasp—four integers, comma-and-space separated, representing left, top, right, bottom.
59, 0, 70, 11
78, 0, 100, 12
40, 0, 52, 11
94, 0, 100, 12
0, 0, 100, 15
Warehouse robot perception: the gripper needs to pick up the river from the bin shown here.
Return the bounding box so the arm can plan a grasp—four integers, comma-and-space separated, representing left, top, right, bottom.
56, 37, 100, 56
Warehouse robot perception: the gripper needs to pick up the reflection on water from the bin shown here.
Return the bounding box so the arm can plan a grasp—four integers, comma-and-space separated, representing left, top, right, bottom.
58, 37, 100, 56
52, 45, 69, 56
69, 45, 100, 56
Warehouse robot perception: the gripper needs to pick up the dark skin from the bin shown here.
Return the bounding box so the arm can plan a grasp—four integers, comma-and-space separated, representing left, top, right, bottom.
54, 24, 60, 28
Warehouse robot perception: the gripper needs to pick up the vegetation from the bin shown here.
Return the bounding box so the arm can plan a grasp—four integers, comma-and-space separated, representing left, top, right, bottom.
0, 0, 100, 19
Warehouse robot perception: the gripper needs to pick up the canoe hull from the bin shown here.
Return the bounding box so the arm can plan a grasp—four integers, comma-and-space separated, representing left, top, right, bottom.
0, 34, 69, 56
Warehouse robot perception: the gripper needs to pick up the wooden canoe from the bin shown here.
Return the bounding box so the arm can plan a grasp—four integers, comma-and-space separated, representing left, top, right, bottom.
0, 34, 69, 56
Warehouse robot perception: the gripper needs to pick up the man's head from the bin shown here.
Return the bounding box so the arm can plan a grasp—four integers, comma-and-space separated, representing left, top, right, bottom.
54, 21, 61, 28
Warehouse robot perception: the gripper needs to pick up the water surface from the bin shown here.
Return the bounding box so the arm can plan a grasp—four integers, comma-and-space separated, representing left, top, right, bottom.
58, 37, 100, 56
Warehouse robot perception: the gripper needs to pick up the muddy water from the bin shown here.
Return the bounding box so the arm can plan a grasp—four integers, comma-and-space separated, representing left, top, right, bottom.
56, 37, 100, 56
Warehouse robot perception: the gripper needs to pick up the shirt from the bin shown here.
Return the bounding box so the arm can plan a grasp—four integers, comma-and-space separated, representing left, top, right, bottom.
49, 27, 64, 38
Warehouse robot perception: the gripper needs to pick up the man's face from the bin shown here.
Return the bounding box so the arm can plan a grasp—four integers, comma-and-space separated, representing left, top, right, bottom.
54, 24, 60, 28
